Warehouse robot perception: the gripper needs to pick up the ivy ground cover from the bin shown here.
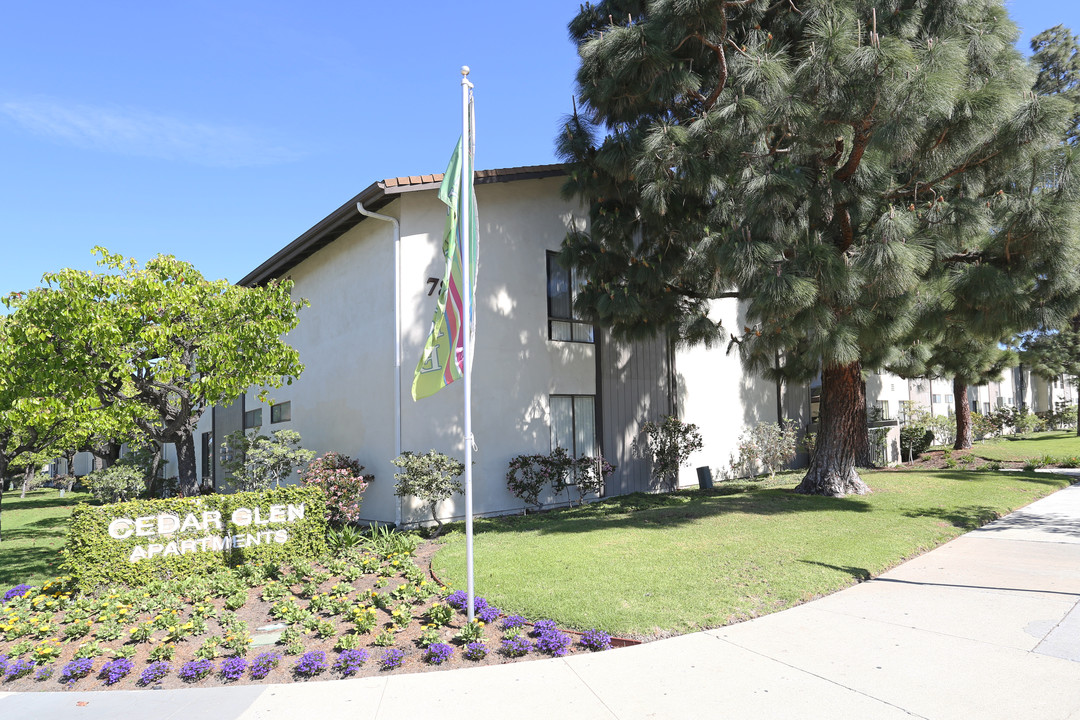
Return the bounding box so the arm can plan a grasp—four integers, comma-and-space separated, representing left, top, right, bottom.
0, 535, 610, 692
433, 469, 1074, 637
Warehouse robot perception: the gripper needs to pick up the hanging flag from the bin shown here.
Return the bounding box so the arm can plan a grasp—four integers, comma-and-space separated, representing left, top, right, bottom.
412, 129, 478, 400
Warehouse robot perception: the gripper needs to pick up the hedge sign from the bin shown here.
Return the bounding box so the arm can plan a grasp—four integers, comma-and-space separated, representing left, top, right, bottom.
63, 486, 327, 590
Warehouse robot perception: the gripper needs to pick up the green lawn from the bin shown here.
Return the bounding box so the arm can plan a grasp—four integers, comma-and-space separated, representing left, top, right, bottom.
433, 469, 1074, 638
971, 431, 1080, 462
0, 487, 91, 589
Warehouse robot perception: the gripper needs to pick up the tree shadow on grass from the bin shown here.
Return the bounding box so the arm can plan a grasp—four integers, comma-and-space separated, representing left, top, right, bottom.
0, 494, 92, 512
0, 545, 65, 588
799, 560, 871, 581
5, 515, 71, 543
464, 487, 873, 537
886, 469, 1072, 489
902, 505, 1002, 531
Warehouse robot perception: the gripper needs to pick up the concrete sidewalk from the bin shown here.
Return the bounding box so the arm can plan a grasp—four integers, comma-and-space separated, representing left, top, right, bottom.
4, 478, 1080, 720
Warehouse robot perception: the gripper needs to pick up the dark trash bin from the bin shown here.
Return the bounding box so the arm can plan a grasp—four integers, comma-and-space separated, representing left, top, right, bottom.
696, 466, 714, 490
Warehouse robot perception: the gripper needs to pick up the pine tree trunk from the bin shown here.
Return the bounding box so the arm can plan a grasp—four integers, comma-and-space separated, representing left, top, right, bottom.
795, 362, 870, 496
954, 377, 972, 450
175, 433, 198, 497
854, 377, 872, 467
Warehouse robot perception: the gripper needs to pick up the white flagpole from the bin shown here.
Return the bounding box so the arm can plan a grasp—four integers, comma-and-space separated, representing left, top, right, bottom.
460, 65, 476, 625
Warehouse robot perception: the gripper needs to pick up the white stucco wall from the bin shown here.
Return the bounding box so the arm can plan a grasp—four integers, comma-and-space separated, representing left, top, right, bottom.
674, 298, 781, 485
216, 175, 594, 525
394, 177, 594, 524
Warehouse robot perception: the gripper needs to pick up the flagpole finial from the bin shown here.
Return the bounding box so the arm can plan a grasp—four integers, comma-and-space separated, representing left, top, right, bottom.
461, 65, 470, 76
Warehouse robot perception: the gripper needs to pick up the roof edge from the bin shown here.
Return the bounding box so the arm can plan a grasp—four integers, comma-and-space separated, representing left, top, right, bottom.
240, 163, 566, 288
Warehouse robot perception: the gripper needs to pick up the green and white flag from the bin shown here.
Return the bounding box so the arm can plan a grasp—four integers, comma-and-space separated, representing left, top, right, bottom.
412, 128, 478, 401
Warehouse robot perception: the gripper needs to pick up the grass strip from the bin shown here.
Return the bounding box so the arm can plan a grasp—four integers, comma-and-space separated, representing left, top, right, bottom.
971, 431, 1080, 462
433, 470, 1073, 638
0, 487, 91, 588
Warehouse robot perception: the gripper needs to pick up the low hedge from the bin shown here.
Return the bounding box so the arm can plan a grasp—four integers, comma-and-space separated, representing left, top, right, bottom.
62, 486, 327, 591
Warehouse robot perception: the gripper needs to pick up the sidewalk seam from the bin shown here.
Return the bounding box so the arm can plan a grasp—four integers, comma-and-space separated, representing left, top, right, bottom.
706, 634, 929, 719
561, 658, 623, 720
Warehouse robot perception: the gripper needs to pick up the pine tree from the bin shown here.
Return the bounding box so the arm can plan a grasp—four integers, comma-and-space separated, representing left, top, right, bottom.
1017, 26, 1080, 435
559, 1, 1080, 495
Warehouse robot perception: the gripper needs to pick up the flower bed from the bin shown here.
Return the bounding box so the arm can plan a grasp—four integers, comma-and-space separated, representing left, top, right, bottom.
0, 537, 613, 691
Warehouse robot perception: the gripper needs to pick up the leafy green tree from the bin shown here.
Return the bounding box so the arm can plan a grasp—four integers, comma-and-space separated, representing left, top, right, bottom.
221, 428, 315, 491
2, 248, 306, 497
560, 1, 1080, 495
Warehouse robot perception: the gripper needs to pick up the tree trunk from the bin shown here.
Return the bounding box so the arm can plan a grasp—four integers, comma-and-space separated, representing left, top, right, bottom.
795, 362, 870, 496
20, 465, 35, 499
854, 377, 871, 467
92, 441, 121, 472
175, 432, 198, 497
954, 377, 972, 450
0, 455, 7, 543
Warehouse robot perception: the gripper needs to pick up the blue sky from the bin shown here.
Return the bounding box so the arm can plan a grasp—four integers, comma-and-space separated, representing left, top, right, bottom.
1, 1, 1076, 296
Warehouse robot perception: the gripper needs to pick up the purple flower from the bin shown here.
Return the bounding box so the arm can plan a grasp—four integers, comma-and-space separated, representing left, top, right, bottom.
98, 657, 134, 686
6, 658, 34, 680
34, 665, 54, 682
534, 628, 572, 657
250, 652, 280, 680
379, 648, 404, 670
476, 605, 500, 624
59, 658, 94, 685
137, 661, 171, 686
463, 642, 488, 661
333, 649, 368, 677
500, 635, 531, 658
531, 619, 558, 636
2, 584, 32, 604
503, 615, 527, 630
423, 643, 453, 665
293, 651, 327, 677
445, 590, 468, 610
178, 659, 214, 683
219, 656, 248, 682
580, 629, 612, 652
472, 596, 489, 613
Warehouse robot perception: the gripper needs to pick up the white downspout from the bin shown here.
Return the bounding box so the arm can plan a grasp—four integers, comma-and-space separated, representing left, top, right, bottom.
356, 200, 403, 529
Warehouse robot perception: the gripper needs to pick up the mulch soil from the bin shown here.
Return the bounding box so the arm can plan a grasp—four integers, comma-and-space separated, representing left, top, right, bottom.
0, 541, 622, 693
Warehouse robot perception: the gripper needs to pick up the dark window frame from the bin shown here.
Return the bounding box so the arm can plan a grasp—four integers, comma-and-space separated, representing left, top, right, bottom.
243, 407, 262, 430
549, 394, 598, 458
546, 251, 594, 344
271, 401, 291, 424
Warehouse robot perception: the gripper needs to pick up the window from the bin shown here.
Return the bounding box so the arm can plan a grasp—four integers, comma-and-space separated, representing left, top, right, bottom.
932, 394, 943, 404
971, 399, 978, 413
984, 402, 991, 414
809, 386, 822, 424
547, 252, 594, 343
945, 395, 953, 404
271, 402, 291, 424
550, 395, 597, 458
243, 408, 262, 429
878, 401, 890, 420
201, 432, 213, 478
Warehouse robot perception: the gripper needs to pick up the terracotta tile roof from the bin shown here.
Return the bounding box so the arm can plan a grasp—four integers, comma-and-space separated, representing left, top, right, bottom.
379, 163, 564, 192
239, 163, 566, 287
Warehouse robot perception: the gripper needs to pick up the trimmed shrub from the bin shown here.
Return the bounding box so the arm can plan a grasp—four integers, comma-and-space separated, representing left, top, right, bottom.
62, 485, 327, 591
